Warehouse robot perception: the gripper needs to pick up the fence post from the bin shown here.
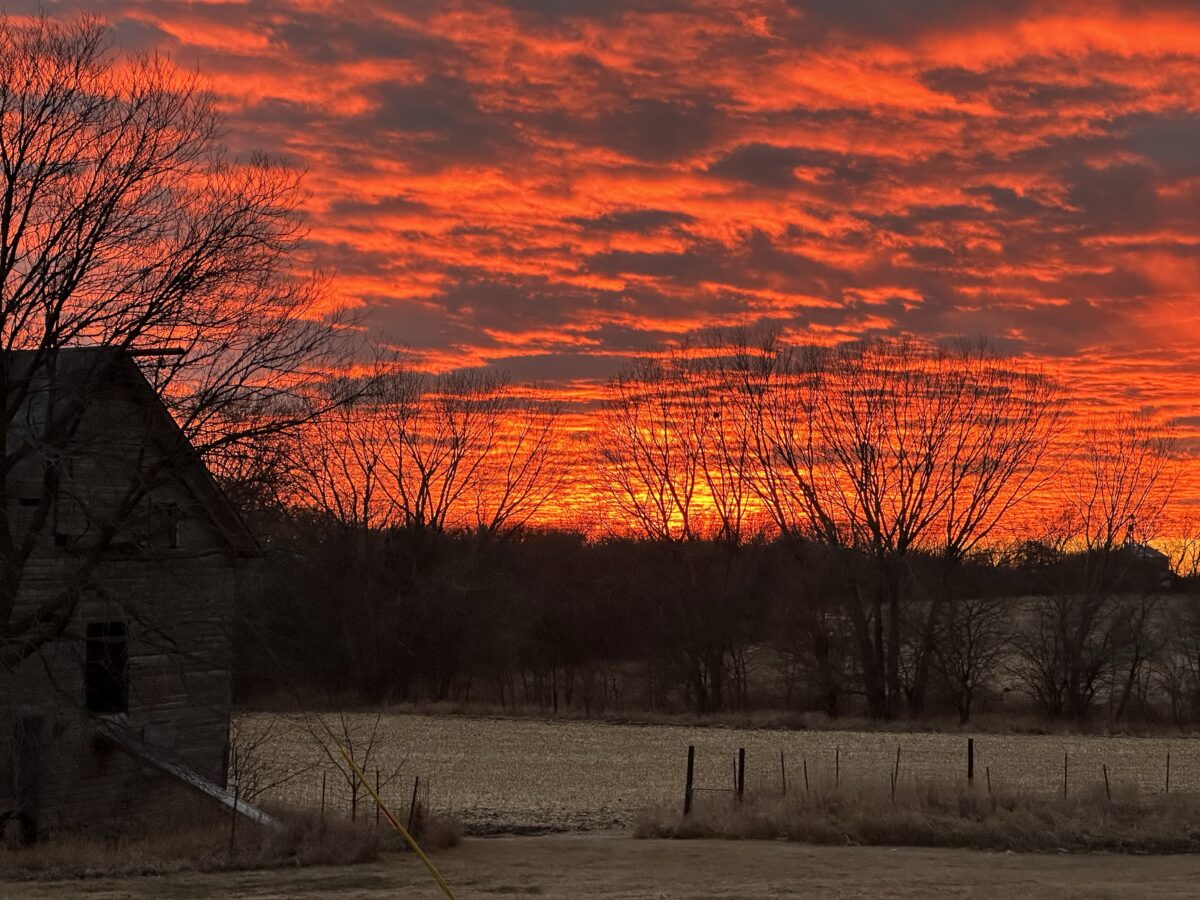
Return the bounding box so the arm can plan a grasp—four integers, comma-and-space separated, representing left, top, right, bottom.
891, 743, 901, 802
1103, 763, 1111, 802
684, 745, 695, 816
375, 769, 381, 826
803, 757, 809, 794
1062, 751, 1068, 800
407, 775, 421, 839
1166, 751, 1171, 794
835, 746, 840, 788
967, 738, 974, 786
737, 748, 746, 803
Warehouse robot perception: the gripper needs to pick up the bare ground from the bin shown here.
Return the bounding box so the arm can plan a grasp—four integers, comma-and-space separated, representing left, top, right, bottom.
6, 834, 1200, 899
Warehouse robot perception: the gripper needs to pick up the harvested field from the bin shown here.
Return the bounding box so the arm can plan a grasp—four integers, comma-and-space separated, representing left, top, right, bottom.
242, 713, 1200, 834
9, 835, 1200, 899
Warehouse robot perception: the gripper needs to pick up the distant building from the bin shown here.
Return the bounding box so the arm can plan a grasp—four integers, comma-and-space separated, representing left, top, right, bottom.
0, 349, 257, 839
1123, 540, 1176, 590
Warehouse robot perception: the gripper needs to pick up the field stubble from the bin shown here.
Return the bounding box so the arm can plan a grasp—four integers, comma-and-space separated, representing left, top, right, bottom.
242, 712, 1200, 834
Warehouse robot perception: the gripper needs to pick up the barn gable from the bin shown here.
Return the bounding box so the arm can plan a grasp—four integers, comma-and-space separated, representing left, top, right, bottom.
0, 348, 253, 836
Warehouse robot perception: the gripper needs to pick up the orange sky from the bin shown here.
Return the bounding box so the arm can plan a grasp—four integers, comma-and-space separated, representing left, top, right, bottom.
29, 1, 1200, 516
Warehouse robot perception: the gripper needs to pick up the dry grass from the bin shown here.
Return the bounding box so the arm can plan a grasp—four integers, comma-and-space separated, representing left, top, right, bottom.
635, 781, 1200, 853
416, 812, 465, 851
0, 802, 463, 882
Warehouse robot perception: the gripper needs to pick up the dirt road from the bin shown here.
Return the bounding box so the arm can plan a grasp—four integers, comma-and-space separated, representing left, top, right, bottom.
7, 835, 1200, 899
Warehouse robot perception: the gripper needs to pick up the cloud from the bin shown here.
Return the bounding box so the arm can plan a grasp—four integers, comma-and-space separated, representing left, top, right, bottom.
49, 0, 1200, 466
565, 209, 696, 233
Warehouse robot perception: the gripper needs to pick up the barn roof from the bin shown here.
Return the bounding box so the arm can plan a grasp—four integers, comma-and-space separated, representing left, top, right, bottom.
6, 347, 260, 556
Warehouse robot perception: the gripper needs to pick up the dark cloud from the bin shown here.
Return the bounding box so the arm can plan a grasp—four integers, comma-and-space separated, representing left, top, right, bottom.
586, 246, 726, 280
1065, 162, 1160, 234
921, 65, 1132, 111
707, 143, 883, 201
789, 0, 1038, 39
364, 75, 526, 165
501, 0, 660, 19
491, 352, 630, 383
590, 98, 719, 162
965, 186, 1054, 219
707, 143, 810, 188
1124, 114, 1200, 174
327, 194, 433, 219
566, 209, 696, 233
268, 11, 451, 67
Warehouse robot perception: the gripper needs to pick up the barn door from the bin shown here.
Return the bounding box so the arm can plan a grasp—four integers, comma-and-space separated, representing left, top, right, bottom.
13, 715, 43, 837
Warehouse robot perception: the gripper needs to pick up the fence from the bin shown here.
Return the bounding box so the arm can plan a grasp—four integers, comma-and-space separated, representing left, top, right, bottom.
679, 737, 1186, 814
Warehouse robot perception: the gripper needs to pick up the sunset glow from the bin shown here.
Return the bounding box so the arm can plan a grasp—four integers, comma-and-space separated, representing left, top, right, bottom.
35, 0, 1200, 523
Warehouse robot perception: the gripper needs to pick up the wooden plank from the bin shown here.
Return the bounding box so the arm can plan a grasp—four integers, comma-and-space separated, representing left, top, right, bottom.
96, 721, 278, 829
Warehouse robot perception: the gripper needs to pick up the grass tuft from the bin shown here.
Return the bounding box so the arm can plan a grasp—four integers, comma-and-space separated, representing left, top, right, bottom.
0, 802, 463, 881
635, 781, 1200, 853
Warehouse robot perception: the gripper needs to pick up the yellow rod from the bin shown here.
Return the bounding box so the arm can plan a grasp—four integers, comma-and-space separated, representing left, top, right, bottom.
337, 746, 458, 900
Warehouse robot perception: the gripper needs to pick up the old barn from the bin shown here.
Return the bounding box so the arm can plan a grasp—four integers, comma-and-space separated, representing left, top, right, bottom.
0, 348, 257, 838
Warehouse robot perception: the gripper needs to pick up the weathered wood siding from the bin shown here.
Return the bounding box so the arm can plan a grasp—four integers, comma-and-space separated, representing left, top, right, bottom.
0, 354, 245, 831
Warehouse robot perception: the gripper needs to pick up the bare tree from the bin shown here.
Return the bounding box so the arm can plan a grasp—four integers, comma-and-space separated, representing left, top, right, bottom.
376, 368, 565, 538
1012, 415, 1177, 721
933, 591, 1012, 724
227, 715, 317, 805
0, 16, 356, 670
595, 356, 704, 542
1066, 415, 1177, 561
472, 385, 568, 539
736, 336, 1060, 718
594, 348, 762, 712
596, 346, 758, 544
291, 378, 393, 537
299, 713, 404, 822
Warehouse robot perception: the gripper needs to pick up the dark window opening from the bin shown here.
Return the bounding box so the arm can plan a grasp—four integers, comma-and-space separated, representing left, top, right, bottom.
85, 622, 128, 714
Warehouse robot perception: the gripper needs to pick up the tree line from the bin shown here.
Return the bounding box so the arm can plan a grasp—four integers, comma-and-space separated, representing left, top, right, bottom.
235, 335, 1200, 725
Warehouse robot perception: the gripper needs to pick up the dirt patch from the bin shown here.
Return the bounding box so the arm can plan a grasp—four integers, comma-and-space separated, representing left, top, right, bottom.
8, 835, 1200, 899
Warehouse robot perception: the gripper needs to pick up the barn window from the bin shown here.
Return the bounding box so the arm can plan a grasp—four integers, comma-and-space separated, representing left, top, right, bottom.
85, 622, 129, 714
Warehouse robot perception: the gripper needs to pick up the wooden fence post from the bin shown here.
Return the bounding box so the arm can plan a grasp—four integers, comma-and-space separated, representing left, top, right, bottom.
803, 757, 809, 794
891, 743, 901, 802
1103, 764, 1111, 802
407, 775, 421, 839
684, 745, 695, 816
835, 746, 840, 788
1062, 752, 1068, 800
737, 748, 746, 803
